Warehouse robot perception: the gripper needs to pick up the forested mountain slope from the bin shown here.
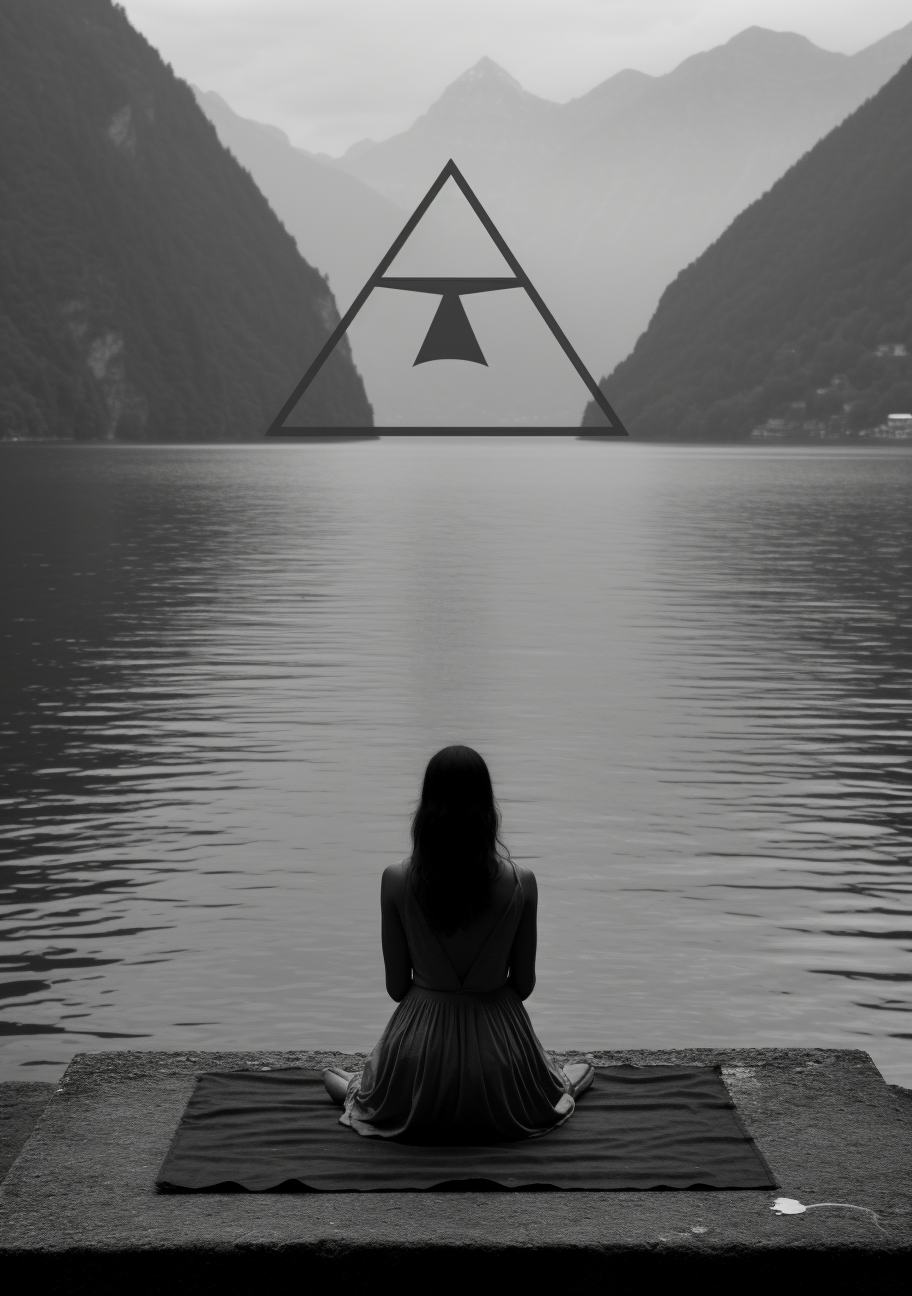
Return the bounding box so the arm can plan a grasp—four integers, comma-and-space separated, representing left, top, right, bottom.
582, 54, 912, 438
0, 0, 372, 439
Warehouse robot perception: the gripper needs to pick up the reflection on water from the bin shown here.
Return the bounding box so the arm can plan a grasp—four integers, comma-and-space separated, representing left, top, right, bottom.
1, 442, 910, 1084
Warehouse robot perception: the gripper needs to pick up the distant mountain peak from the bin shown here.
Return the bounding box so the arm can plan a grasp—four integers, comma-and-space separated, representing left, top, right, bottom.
427, 54, 554, 124
667, 24, 842, 87
725, 25, 820, 50
454, 57, 524, 92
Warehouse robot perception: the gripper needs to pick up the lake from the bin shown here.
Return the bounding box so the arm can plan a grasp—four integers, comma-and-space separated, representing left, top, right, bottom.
1, 440, 910, 1086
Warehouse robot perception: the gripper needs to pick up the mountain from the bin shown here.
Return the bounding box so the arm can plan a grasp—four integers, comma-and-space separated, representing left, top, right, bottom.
0, 0, 372, 440
194, 79, 565, 428
334, 23, 912, 425
338, 58, 560, 211
193, 90, 405, 309
581, 55, 912, 438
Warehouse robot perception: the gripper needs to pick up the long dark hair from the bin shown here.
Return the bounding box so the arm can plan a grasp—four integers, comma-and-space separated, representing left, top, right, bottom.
410, 746, 506, 936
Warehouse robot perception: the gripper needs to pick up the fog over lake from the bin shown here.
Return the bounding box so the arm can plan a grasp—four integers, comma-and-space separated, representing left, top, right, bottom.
2, 441, 910, 1085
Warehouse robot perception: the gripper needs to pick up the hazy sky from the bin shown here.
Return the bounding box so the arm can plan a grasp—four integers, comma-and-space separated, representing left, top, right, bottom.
121, 0, 912, 154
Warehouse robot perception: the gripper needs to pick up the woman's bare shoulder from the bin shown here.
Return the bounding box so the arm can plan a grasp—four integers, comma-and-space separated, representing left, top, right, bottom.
513, 862, 538, 901
381, 858, 411, 901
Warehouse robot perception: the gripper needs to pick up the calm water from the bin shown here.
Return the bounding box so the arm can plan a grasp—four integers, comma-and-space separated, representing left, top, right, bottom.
1, 441, 911, 1085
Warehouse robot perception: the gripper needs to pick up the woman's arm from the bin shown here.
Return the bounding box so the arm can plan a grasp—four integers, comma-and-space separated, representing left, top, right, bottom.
380, 861, 412, 1002
507, 865, 538, 1000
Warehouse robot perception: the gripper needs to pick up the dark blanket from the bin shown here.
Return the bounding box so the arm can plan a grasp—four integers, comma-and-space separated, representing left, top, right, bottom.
156, 1065, 775, 1192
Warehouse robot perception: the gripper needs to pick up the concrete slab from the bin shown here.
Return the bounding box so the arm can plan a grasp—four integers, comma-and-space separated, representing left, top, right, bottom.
1, 1047, 910, 1292
0, 1083, 53, 1182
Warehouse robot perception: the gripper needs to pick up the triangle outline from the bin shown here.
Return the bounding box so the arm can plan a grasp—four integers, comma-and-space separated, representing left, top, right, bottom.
265, 159, 628, 434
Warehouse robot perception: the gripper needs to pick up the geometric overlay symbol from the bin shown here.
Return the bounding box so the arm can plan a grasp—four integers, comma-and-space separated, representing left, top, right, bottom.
410, 286, 490, 366
265, 159, 627, 434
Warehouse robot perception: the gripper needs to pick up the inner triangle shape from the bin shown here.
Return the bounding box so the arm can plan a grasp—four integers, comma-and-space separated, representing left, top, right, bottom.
413, 292, 487, 366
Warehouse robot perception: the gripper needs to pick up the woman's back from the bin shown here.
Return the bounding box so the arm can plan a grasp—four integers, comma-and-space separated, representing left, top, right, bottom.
403, 857, 521, 993
430, 860, 517, 980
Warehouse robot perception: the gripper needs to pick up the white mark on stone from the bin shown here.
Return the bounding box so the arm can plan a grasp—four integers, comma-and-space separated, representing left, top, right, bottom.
772, 1197, 806, 1214
772, 1197, 886, 1232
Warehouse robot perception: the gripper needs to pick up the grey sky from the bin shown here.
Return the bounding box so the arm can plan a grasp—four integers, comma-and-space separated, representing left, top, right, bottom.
121, 0, 912, 154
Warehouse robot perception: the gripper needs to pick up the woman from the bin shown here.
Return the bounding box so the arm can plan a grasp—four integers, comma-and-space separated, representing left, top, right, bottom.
323, 745, 593, 1142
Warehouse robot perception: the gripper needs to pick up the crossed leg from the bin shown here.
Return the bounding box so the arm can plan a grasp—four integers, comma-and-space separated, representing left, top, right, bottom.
323, 1067, 355, 1107
562, 1061, 594, 1097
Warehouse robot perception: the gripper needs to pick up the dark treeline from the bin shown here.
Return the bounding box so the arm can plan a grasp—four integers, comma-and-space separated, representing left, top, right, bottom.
0, 0, 372, 439
583, 54, 912, 438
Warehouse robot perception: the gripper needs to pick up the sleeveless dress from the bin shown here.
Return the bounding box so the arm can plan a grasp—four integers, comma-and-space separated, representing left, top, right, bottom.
341, 859, 574, 1143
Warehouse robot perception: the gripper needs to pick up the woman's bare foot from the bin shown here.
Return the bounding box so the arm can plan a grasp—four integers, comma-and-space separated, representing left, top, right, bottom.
322, 1067, 354, 1107
554, 1092, 574, 1117
562, 1062, 595, 1098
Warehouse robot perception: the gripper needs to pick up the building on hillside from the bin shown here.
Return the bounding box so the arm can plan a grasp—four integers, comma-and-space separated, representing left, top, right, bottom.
860, 413, 912, 439
886, 413, 912, 438
750, 419, 786, 439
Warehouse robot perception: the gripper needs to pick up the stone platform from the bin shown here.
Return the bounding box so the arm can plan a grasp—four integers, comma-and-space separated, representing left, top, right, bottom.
0, 1082, 54, 1182
1, 1047, 910, 1292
